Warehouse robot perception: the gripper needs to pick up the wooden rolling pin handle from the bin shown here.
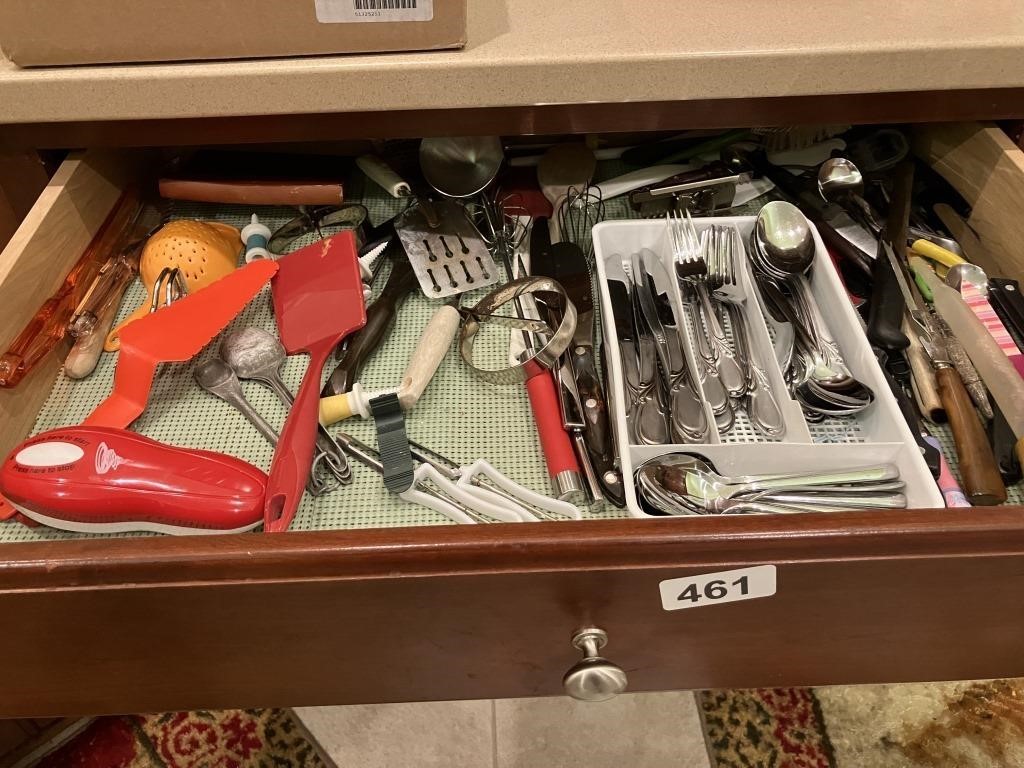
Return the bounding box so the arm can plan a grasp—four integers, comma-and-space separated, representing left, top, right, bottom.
936, 366, 1006, 506
397, 304, 461, 410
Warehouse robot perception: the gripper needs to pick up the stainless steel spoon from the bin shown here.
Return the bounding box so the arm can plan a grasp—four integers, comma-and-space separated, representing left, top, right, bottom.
654, 453, 899, 496
221, 327, 352, 483
635, 454, 906, 515
816, 157, 883, 233
752, 200, 816, 278
635, 463, 856, 515
750, 202, 875, 416
194, 358, 336, 496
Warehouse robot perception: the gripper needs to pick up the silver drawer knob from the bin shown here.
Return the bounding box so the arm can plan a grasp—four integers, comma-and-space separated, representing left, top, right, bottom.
562, 627, 627, 702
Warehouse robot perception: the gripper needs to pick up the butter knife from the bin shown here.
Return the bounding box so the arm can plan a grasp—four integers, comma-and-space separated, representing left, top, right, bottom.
633, 251, 709, 443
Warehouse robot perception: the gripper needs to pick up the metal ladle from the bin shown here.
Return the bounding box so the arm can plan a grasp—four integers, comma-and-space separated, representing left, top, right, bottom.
220, 327, 352, 484
419, 137, 505, 199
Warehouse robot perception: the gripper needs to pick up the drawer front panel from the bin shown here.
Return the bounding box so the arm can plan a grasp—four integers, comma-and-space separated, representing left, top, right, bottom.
3, 517, 1024, 717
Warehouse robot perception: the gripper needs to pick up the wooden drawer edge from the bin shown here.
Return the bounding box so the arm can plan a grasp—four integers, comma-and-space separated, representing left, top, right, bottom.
2, 507, 1024, 589
914, 122, 1024, 278
5, 88, 1024, 150
0, 150, 143, 458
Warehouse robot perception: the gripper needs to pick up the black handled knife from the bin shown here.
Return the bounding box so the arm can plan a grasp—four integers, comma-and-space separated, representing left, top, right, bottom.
321, 243, 417, 397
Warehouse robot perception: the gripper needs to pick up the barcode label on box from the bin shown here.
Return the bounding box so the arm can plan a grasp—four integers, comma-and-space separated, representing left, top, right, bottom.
315, 0, 433, 22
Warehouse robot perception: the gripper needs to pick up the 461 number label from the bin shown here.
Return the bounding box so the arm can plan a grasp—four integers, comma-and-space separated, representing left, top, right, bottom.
659, 565, 776, 611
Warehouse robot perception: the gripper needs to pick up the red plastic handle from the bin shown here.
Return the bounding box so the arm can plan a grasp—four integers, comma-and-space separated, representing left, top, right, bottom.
264, 337, 336, 533
524, 368, 581, 478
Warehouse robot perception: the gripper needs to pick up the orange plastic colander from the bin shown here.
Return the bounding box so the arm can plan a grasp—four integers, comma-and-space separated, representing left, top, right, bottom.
106, 220, 241, 351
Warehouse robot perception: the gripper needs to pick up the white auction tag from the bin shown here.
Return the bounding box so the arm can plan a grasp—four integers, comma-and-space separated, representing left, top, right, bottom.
315, 0, 434, 23
659, 565, 776, 611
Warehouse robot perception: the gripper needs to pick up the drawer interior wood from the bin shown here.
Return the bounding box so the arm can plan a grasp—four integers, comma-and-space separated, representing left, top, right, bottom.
0, 152, 137, 456
914, 123, 1024, 278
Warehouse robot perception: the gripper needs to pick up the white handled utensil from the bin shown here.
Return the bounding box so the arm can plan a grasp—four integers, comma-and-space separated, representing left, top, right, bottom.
357, 155, 412, 198
319, 301, 461, 424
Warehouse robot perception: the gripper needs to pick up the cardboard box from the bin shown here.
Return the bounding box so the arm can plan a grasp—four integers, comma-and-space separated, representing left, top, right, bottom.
0, 0, 466, 67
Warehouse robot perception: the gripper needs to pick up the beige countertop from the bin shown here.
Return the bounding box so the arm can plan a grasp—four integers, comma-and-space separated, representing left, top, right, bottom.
2, 0, 1024, 124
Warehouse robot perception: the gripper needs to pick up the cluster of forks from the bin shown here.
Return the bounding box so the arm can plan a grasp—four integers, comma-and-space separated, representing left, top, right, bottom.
668, 212, 785, 439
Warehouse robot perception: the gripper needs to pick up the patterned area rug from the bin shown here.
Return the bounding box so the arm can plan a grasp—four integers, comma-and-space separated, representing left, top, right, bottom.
700, 679, 1024, 768
35, 710, 325, 768
34, 680, 1024, 767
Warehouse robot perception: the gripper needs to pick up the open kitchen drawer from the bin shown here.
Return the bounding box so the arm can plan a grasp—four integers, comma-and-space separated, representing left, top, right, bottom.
2, 124, 1024, 719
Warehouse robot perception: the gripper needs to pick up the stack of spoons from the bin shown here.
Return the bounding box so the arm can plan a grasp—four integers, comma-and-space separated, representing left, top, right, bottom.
747, 201, 875, 419
635, 454, 906, 515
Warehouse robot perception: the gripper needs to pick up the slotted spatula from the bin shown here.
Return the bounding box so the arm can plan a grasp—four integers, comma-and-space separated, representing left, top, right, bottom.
265, 232, 366, 533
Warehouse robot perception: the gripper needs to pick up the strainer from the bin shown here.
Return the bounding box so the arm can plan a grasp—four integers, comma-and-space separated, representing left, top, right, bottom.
106, 220, 241, 351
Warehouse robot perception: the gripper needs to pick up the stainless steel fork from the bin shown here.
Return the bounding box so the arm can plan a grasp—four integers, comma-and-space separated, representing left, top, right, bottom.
667, 211, 738, 431
708, 225, 786, 438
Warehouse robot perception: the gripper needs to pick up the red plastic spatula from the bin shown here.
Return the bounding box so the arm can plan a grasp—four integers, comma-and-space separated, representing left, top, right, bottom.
264, 232, 366, 533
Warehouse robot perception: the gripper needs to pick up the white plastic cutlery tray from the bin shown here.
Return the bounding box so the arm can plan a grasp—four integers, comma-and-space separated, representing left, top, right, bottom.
592, 216, 943, 517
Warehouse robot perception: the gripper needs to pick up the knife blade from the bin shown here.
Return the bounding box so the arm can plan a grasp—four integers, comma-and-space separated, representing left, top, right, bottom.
627, 255, 671, 445
914, 257, 1024, 435
608, 278, 642, 444
532, 219, 623, 506
634, 250, 709, 443
880, 240, 1002, 495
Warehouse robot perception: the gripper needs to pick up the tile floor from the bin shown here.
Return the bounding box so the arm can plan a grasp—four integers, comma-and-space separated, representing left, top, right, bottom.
296, 692, 711, 768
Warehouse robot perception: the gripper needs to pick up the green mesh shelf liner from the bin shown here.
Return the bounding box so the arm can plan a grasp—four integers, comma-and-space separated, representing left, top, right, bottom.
2, 169, 1018, 544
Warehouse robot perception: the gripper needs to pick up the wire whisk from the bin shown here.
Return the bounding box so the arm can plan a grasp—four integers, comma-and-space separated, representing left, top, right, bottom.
466, 190, 530, 268
558, 184, 605, 260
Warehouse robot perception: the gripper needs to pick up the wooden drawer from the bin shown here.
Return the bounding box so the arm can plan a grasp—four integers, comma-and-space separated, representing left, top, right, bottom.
3, 126, 1024, 718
